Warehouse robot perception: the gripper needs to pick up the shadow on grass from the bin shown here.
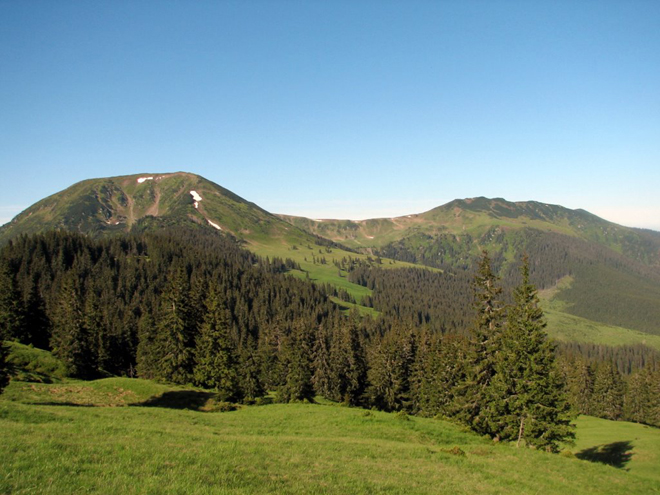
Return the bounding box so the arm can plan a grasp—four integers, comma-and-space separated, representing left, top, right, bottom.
576, 441, 634, 469
132, 391, 217, 411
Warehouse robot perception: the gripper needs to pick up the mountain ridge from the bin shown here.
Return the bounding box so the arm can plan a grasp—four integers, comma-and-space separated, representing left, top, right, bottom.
2, 172, 660, 338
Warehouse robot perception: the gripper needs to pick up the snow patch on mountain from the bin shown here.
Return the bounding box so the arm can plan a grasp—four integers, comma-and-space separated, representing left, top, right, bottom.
190, 191, 203, 209
207, 220, 222, 230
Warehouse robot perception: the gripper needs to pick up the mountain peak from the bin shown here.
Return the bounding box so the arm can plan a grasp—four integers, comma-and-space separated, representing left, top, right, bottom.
0, 172, 280, 245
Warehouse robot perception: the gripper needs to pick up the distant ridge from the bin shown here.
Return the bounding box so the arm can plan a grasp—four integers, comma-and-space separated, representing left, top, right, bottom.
2, 173, 659, 337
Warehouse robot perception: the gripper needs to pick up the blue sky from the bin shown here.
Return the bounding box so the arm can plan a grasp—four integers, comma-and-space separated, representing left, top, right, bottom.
1, 1, 659, 230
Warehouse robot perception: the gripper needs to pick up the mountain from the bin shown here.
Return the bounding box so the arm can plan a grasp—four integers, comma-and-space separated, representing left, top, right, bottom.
279, 197, 660, 266
0, 172, 420, 307
280, 197, 660, 336
0, 172, 301, 244
2, 174, 659, 339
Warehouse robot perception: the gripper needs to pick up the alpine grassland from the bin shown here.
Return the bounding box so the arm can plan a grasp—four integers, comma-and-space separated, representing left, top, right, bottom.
2, 374, 660, 494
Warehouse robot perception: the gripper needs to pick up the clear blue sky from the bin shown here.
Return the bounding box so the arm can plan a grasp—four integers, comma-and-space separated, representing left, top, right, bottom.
1, 1, 659, 230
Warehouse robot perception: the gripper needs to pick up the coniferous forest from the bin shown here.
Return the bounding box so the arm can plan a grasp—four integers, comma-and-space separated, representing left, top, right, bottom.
1, 229, 660, 452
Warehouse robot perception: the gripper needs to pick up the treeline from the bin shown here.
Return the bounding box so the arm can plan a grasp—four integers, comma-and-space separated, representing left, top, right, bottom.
559, 355, 660, 427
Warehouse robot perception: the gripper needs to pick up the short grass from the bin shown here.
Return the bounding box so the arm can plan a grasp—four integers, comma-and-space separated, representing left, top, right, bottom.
571, 415, 660, 483
2, 376, 660, 494
540, 277, 660, 351
248, 237, 426, 303
543, 307, 660, 351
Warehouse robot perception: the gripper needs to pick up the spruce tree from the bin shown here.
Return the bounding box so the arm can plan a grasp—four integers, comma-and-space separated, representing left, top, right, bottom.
563, 357, 593, 415
0, 258, 25, 341
277, 319, 315, 402
312, 320, 334, 399
367, 323, 417, 412
413, 332, 467, 418
624, 366, 652, 424
591, 360, 624, 420
453, 250, 506, 435
489, 256, 574, 451
238, 335, 264, 400
50, 274, 96, 378
193, 288, 240, 401
329, 312, 367, 405
136, 312, 159, 379
156, 268, 195, 384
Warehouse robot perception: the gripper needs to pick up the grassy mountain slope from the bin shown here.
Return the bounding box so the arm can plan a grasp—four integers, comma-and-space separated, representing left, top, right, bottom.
0, 172, 423, 303
2, 346, 659, 495
280, 197, 660, 266
282, 198, 660, 336
0, 172, 294, 243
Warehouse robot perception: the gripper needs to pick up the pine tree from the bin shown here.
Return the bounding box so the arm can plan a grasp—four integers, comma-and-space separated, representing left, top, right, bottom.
453, 250, 506, 435
238, 335, 264, 400
624, 366, 652, 424
50, 274, 96, 378
367, 323, 417, 412
193, 288, 240, 401
0, 258, 25, 341
156, 268, 195, 384
591, 360, 624, 420
489, 256, 574, 451
136, 312, 159, 379
277, 319, 315, 402
329, 312, 367, 405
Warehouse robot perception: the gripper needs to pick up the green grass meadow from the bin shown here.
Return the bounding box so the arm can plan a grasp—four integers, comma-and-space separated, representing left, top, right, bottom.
2, 374, 660, 494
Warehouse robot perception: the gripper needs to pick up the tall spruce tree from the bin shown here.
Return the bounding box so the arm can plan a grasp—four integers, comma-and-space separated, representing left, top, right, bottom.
489, 256, 574, 451
367, 323, 417, 412
591, 360, 624, 420
193, 288, 240, 401
277, 319, 315, 402
50, 273, 96, 378
453, 250, 506, 435
329, 311, 367, 405
156, 268, 195, 384
0, 258, 25, 341
136, 312, 159, 379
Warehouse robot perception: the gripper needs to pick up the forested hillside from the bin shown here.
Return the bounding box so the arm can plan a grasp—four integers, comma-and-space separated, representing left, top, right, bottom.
284, 198, 660, 336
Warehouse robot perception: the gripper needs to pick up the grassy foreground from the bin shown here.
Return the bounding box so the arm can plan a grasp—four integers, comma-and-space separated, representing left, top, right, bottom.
2, 375, 660, 494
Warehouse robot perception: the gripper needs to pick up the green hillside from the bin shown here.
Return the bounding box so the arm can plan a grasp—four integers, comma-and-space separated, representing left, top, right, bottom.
280, 197, 660, 265
0, 172, 421, 304
2, 174, 659, 340
0, 172, 296, 243
2, 373, 660, 494
282, 198, 660, 336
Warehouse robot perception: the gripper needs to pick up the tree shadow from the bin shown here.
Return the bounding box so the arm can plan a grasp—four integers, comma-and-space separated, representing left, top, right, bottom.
576, 441, 634, 469
132, 390, 217, 411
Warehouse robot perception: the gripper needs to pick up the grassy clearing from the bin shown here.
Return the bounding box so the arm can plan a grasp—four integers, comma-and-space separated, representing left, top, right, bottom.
543, 307, 660, 351
248, 237, 424, 303
2, 376, 660, 494
539, 277, 660, 351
